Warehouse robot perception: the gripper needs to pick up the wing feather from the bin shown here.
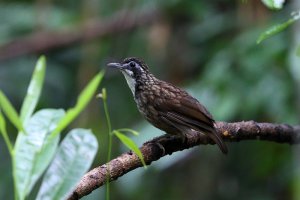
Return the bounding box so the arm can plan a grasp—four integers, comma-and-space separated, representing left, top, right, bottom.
153, 86, 227, 153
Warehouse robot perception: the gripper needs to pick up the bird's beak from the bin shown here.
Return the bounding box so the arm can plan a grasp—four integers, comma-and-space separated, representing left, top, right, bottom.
107, 62, 123, 69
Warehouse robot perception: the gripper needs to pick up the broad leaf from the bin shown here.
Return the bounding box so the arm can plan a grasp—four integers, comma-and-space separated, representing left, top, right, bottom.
13, 109, 65, 200
51, 70, 105, 138
113, 130, 146, 168
36, 129, 98, 200
20, 55, 46, 124
0, 90, 24, 132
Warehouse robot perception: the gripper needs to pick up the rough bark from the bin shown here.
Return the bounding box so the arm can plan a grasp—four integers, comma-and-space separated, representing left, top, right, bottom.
67, 121, 300, 200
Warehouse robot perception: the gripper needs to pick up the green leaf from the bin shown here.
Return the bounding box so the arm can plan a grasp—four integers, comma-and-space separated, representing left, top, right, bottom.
51, 70, 105, 138
261, 0, 284, 10
257, 12, 300, 44
116, 128, 139, 136
20, 55, 46, 124
13, 109, 65, 200
113, 130, 147, 168
36, 129, 98, 200
0, 90, 24, 132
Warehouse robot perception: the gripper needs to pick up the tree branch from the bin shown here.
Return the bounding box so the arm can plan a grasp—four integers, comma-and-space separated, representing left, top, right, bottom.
68, 121, 300, 200
0, 8, 160, 61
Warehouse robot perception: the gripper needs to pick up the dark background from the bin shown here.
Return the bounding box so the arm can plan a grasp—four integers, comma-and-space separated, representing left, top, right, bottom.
0, 0, 299, 199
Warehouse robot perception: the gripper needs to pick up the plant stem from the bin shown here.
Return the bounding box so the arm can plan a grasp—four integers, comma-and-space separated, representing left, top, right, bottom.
0, 110, 13, 156
0, 129, 13, 156
102, 88, 112, 200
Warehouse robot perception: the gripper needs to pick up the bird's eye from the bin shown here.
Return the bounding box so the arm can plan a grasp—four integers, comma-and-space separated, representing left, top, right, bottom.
129, 62, 135, 68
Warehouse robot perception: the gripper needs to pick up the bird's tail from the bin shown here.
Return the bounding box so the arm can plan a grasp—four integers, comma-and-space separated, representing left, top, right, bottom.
206, 130, 228, 154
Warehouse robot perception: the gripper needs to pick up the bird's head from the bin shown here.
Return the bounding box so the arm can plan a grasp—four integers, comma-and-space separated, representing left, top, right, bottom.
108, 57, 150, 95
108, 57, 149, 77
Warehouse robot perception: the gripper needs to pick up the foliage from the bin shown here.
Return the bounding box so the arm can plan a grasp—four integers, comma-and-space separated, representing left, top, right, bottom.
0, 91, 24, 133
0, 0, 299, 200
0, 56, 102, 200
13, 109, 63, 199
19, 56, 45, 124
257, 11, 300, 44
36, 129, 98, 200
50, 70, 105, 138
99, 88, 146, 200
113, 130, 146, 167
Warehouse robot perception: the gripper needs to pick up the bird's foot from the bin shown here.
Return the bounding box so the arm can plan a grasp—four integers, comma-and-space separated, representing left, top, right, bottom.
144, 135, 184, 156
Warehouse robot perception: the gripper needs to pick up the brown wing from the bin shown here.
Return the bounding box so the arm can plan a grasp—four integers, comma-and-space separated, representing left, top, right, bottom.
153, 83, 228, 154
177, 95, 214, 124
154, 84, 215, 129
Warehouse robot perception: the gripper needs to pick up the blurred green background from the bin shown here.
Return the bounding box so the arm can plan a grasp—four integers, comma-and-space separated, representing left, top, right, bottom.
0, 0, 299, 199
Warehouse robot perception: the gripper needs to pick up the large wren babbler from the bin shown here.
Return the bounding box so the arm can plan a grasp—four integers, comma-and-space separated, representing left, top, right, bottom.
108, 57, 228, 154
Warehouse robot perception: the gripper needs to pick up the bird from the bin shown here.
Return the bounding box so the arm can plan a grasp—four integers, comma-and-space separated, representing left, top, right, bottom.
108, 57, 228, 154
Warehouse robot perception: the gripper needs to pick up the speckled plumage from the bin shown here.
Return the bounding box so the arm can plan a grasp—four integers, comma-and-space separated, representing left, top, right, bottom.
109, 57, 228, 154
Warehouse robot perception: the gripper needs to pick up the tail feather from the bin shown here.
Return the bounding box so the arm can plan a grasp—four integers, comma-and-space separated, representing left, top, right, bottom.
206, 130, 228, 154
